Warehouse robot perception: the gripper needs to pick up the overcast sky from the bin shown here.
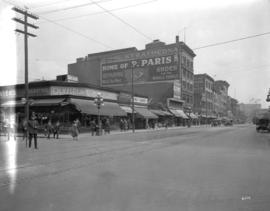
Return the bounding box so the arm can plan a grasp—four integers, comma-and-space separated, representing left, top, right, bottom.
0, 0, 270, 107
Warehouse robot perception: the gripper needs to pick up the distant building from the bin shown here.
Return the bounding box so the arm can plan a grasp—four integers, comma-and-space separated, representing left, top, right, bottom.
194, 74, 215, 120
214, 80, 230, 117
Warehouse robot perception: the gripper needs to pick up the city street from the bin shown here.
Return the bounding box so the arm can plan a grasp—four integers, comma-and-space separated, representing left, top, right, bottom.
1, 124, 270, 210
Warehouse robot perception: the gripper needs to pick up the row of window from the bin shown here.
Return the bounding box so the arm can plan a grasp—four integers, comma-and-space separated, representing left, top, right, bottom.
183, 81, 193, 91
183, 69, 193, 81
205, 80, 213, 90
182, 56, 193, 70
183, 94, 193, 104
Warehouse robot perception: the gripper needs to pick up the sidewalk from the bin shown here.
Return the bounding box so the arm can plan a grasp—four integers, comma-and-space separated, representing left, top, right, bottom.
0, 124, 211, 142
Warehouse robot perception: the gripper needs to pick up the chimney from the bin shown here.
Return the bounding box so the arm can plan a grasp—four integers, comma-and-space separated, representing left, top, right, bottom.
176, 35, 179, 43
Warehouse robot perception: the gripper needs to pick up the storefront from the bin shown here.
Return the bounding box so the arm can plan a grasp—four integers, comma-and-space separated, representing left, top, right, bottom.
0, 80, 155, 132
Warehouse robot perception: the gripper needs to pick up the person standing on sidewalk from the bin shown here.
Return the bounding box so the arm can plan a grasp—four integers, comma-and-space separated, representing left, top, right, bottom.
46, 120, 53, 139
71, 119, 80, 140
90, 119, 96, 136
53, 120, 61, 139
22, 118, 28, 141
28, 114, 38, 149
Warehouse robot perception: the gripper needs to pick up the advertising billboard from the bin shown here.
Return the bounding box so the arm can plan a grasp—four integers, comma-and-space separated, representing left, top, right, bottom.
101, 47, 179, 86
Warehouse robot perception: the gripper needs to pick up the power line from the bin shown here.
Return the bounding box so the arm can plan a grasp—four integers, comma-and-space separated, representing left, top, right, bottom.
193, 31, 270, 50
39, 15, 113, 49
4, 0, 113, 49
30, 0, 75, 9
90, 0, 153, 41
36, 0, 112, 15
41, 0, 157, 23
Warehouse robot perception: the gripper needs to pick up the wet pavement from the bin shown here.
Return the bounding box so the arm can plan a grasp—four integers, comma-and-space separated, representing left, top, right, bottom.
0, 124, 270, 211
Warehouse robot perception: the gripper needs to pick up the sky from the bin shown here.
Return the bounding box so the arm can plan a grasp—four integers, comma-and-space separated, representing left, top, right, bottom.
0, 0, 270, 108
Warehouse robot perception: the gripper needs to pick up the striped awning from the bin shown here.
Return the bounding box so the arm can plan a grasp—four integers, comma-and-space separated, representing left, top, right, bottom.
169, 109, 188, 119
70, 98, 127, 116
135, 107, 158, 119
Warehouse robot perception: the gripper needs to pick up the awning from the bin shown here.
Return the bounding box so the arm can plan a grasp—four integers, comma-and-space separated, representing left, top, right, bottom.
1, 101, 25, 108
169, 109, 181, 117
162, 110, 173, 116
70, 98, 127, 116
176, 110, 188, 119
135, 107, 158, 119
188, 113, 198, 119
149, 109, 166, 116
31, 98, 65, 106
120, 106, 134, 113
1, 98, 66, 108
169, 109, 188, 119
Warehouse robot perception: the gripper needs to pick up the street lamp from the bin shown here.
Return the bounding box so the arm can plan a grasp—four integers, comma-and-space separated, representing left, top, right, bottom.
94, 93, 104, 136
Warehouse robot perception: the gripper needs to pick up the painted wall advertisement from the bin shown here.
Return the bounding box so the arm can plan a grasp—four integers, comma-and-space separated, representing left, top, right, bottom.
101, 47, 179, 86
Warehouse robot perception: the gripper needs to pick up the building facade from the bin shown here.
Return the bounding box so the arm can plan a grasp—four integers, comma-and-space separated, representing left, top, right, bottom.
68, 37, 196, 118
213, 80, 230, 117
0, 78, 164, 131
194, 74, 215, 119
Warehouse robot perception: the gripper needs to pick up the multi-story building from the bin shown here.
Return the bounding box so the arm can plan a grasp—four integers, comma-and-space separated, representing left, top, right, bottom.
214, 80, 230, 117
68, 36, 196, 121
194, 73, 215, 119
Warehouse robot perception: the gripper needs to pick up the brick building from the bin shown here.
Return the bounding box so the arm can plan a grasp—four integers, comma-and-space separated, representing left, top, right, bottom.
68, 37, 196, 121
194, 73, 215, 120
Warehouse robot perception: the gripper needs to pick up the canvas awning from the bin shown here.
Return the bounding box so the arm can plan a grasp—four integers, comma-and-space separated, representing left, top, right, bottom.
149, 109, 166, 116
135, 107, 158, 119
188, 113, 198, 119
120, 106, 134, 113
70, 98, 127, 116
31, 98, 65, 106
169, 109, 188, 119
1, 98, 66, 108
1, 100, 25, 108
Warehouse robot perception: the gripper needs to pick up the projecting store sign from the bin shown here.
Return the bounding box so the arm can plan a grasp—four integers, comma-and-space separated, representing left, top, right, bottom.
101, 47, 179, 85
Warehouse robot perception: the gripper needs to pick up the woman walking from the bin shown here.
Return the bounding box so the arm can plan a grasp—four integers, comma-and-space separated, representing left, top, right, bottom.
71, 119, 80, 140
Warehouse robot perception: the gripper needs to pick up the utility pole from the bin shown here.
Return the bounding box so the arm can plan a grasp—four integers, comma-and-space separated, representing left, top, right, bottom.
131, 68, 135, 133
12, 7, 38, 147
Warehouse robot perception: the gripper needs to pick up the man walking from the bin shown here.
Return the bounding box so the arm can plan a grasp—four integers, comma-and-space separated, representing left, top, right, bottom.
53, 120, 60, 139
28, 113, 38, 149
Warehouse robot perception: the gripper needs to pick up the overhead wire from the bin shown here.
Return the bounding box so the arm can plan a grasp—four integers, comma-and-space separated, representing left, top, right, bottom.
89, 0, 153, 41
36, 0, 112, 14
30, 0, 74, 9
193, 31, 270, 50
41, 0, 157, 23
38, 15, 113, 49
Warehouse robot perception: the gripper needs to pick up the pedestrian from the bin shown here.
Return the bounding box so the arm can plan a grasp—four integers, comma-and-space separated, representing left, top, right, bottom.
104, 118, 110, 134
46, 120, 53, 139
53, 120, 61, 139
71, 119, 80, 140
124, 119, 128, 131
90, 119, 96, 136
22, 118, 28, 141
119, 118, 124, 131
28, 114, 38, 149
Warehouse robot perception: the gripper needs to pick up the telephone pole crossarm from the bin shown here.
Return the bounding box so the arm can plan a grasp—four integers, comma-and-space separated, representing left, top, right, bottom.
13, 17, 39, 29
12, 7, 39, 20
15, 29, 37, 37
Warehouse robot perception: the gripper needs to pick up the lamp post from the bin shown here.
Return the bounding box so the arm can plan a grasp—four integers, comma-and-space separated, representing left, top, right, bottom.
94, 93, 104, 136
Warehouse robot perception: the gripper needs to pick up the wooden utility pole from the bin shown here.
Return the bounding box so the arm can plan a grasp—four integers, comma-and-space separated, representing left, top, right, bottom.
12, 7, 38, 147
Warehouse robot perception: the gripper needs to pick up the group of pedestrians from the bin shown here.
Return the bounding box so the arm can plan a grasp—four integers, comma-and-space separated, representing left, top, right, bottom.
44, 120, 61, 139
119, 118, 129, 131
89, 118, 110, 136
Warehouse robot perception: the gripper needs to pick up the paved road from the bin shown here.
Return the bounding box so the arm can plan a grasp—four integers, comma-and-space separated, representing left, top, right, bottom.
0, 124, 270, 211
